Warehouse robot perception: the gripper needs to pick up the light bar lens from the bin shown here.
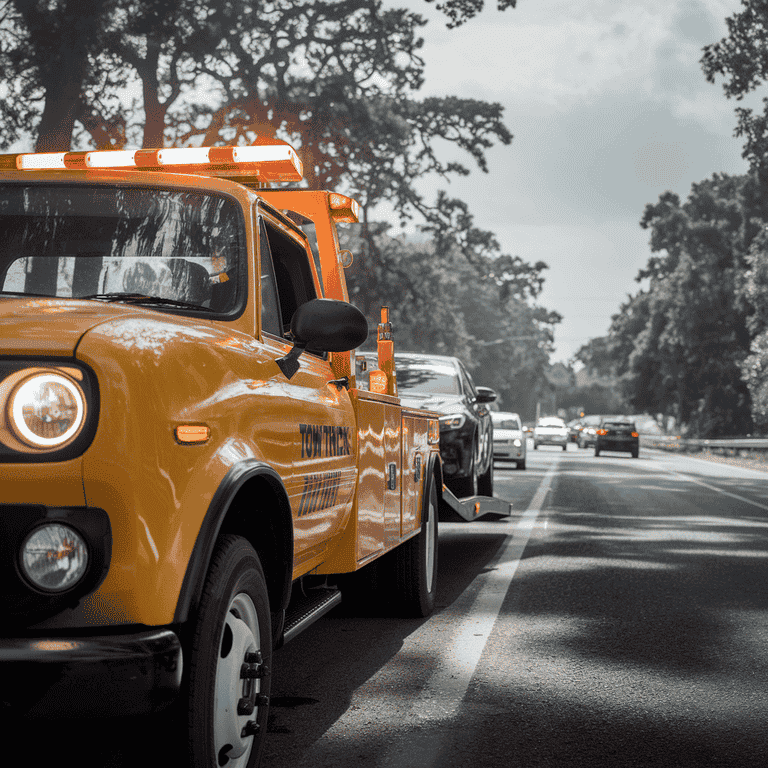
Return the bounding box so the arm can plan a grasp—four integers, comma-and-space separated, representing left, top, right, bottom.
17, 153, 68, 170
13, 142, 303, 179
85, 150, 137, 167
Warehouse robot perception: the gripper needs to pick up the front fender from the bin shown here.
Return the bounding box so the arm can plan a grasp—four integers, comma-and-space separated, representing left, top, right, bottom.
174, 460, 293, 624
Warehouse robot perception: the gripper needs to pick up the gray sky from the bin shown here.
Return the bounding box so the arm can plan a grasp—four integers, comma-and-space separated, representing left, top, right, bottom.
382, 0, 753, 364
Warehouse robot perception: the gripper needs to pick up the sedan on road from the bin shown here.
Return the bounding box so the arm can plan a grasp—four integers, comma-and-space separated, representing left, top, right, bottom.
491, 411, 526, 469
395, 352, 497, 497
595, 420, 640, 458
533, 416, 569, 450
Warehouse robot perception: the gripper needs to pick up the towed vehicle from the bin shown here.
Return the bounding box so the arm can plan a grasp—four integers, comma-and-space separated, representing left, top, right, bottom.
393, 352, 496, 498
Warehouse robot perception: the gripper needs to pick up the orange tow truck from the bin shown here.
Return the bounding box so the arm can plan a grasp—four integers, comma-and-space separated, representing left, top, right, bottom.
0, 140, 509, 766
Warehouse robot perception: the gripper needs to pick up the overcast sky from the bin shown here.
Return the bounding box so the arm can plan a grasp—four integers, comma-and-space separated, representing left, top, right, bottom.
383, 0, 754, 364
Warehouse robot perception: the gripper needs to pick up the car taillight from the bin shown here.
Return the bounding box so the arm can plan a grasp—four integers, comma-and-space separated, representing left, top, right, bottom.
631, 432, 639, 437
596, 429, 607, 435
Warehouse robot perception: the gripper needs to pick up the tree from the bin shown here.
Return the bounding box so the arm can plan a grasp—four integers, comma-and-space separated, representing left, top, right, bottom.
1, 0, 113, 151
341, 192, 561, 418
426, 0, 518, 28
701, 0, 768, 179
598, 174, 759, 437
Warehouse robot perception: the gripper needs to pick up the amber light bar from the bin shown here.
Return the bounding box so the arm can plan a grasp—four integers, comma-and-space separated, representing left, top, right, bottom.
3, 141, 304, 181
329, 193, 360, 223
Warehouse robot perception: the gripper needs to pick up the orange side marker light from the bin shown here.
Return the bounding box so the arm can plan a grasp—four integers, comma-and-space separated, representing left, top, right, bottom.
175, 425, 210, 443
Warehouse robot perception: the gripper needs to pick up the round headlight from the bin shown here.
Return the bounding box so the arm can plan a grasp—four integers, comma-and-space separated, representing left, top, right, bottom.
9, 372, 86, 448
20, 523, 89, 592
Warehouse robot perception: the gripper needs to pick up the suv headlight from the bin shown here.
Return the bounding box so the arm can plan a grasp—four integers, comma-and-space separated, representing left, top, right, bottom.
439, 414, 466, 431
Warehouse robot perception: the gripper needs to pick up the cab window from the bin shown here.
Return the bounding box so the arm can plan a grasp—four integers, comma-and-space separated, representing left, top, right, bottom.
258, 212, 318, 344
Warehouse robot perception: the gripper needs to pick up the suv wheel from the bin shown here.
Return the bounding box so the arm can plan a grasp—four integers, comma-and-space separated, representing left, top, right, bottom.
477, 456, 493, 496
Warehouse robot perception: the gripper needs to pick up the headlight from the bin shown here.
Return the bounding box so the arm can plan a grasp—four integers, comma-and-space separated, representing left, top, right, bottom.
513, 438, 522, 447
20, 523, 89, 592
439, 414, 466, 431
8, 372, 86, 448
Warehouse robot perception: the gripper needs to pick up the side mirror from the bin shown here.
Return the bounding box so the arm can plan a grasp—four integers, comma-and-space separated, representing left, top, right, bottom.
276, 298, 369, 379
475, 386, 498, 404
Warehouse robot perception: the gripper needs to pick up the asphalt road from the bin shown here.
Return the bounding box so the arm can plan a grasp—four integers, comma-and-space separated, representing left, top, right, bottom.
16, 444, 768, 766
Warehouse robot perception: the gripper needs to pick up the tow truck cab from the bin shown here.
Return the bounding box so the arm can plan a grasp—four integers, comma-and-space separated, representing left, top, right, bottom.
0, 141, 453, 766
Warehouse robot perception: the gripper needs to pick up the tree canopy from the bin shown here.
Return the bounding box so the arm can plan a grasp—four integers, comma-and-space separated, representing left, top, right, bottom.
0, 0, 559, 416
702, 0, 768, 178
576, 172, 768, 437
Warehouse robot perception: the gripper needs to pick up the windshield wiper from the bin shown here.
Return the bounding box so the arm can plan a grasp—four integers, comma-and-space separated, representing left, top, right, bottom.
79, 293, 215, 312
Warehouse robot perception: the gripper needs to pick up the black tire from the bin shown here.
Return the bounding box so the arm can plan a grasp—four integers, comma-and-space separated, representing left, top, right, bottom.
562, 444, 567, 451
393, 470, 439, 617
631, 449, 639, 459
186, 535, 272, 768
594, 449, 600, 457
477, 455, 493, 496
533, 442, 538, 450
517, 460, 526, 470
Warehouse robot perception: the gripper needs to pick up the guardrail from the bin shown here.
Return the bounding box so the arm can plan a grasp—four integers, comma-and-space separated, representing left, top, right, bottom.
640, 435, 768, 454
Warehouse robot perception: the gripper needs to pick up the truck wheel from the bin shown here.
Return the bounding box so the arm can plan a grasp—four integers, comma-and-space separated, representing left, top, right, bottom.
477, 456, 493, 496
394, 470, 438, 617
186, 535, 271, 768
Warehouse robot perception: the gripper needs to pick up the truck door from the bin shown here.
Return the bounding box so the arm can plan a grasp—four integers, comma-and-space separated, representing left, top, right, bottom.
256, 207, 357, 576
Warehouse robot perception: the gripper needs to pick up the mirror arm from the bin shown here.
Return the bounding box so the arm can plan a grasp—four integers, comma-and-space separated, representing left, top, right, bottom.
276, 342, 307, 379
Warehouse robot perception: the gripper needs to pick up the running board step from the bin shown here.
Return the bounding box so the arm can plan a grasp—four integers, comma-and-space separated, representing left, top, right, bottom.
282, 588, 342, 645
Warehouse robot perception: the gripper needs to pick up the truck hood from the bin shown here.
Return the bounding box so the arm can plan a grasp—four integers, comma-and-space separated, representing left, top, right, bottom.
0, 297, 146, 356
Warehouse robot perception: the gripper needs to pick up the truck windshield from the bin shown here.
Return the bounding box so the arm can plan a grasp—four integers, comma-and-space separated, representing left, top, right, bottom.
0, 184, 244, 313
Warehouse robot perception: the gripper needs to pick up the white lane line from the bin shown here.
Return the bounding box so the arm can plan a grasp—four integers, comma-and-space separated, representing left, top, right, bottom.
666, 470, 768, 513
417, 460, 557, 715
378, 463, 558, 767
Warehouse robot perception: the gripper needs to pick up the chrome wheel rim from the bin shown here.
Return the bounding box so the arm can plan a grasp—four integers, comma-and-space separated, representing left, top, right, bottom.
214, 592, 262, 768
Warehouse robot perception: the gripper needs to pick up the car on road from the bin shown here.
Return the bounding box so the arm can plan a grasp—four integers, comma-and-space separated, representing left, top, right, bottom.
533, 416, 569, 450
595, 420, 640, 458
576, 415, 604, 448
395, 352, 497, 497
491, 411, 526, 469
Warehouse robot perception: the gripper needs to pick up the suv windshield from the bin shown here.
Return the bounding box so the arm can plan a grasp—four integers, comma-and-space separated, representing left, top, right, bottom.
0, 185, 244, 313
396, 361, 460, 396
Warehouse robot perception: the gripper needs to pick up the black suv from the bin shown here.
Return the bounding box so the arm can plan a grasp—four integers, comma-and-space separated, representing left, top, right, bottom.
395, 352, 496, 497
595, 420, 639, 458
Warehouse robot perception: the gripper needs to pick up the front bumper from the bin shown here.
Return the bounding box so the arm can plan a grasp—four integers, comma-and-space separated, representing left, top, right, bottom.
493, 442, 525, 460
1, 628, 181, 718
439, 429, 473, 478
596, 438, 638, 453
534, 435, 567, 446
